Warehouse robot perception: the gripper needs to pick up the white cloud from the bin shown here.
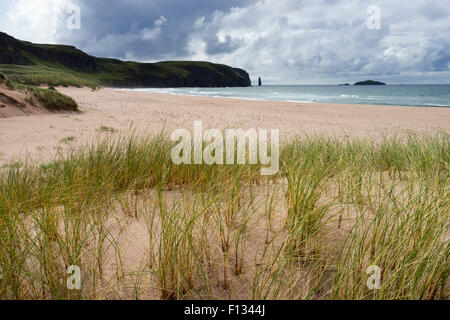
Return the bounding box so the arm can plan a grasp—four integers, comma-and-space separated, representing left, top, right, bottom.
186, 0, 450, 84
141, 16, 167, 40
154, 16, 167, 27
0, 0, 75, 43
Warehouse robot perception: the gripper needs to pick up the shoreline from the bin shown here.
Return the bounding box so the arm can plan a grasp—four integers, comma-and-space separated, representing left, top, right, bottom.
115, 87, 450, 110
0, 87, 448, 163
114, 86, 450, 109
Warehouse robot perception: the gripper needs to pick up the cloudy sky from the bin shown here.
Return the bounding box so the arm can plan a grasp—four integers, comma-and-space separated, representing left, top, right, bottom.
1, 0, 449, 84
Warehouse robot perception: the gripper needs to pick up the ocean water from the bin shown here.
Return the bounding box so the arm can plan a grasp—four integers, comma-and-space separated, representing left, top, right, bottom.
122, 85, 450, 108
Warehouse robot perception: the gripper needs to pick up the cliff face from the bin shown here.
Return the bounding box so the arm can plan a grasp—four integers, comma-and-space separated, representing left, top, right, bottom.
96, 59, 251, 88
0, 32, 32, 65
0, 32, 251, 88
0, 32, 97, 72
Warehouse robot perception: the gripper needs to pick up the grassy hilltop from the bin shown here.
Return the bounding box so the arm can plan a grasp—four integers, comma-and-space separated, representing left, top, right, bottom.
0, 32, 251, 88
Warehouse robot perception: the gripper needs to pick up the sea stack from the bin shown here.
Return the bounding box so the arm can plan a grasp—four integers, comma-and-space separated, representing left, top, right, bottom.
258, 77, 262, 86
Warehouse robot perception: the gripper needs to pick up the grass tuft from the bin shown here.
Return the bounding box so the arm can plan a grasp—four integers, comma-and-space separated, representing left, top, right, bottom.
0, 73, 78, 112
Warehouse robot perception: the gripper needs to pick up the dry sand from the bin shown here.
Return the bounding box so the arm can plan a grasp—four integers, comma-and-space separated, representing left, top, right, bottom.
0, 87, 448, 163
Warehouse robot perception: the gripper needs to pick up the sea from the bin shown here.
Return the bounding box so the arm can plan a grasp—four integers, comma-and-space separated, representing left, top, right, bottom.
121, 85, 450, 108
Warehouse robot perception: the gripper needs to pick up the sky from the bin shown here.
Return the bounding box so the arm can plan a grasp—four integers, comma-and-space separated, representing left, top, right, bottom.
1, 0, 449, 84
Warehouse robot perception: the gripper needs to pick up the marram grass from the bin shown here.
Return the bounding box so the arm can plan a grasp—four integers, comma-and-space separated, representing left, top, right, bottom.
0, 131, 448, 300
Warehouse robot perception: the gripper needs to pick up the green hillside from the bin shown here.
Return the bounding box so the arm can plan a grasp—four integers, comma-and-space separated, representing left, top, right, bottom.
0, 32, 251, 88
0, 64, 98, 88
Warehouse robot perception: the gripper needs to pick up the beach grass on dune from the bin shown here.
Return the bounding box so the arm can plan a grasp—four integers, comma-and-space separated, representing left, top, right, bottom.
0, 71, 79, 112
0, 131, 448, 300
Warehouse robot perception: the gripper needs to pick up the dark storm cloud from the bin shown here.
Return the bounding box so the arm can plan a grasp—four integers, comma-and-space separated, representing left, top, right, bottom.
204, 35, 241, 55
55, 0, 255, 60
431, 46, 450, 71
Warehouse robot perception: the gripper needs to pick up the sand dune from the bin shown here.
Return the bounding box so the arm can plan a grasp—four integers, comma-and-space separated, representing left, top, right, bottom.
0, 86, 50, 119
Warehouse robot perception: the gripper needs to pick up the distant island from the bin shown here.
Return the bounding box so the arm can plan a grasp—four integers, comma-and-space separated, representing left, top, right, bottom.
354, 80, 386, 86
0, 32, 251, 88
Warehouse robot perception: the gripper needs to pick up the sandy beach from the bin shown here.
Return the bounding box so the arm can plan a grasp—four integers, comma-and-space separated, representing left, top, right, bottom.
0, 87, 448, 163
2, 0, 449, 302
